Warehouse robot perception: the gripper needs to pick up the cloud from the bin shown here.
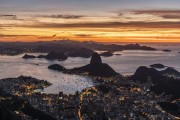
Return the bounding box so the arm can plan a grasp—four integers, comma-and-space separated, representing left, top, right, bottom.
1, 10, 180, 30
118, 13, 124, 17
0, 14, 27, 21
0, 14, 16, 17
39, 14, 85, 19
37, 33, 60, 39
133, 10, 180, 14
161, 14, 180, 19
132, 10, 180, 19
24, 21, 180, 29
0, 24, 16, 28
52, 33, 58, 37
74, 34, 94, 38
0, 34, 37, 38
0, 14, 17, 19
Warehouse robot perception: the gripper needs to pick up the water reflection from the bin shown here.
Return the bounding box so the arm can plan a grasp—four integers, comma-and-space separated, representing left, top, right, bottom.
0, 49, 180, 93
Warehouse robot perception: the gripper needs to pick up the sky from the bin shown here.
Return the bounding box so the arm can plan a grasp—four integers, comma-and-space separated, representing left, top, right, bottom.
0, 0, 180, 43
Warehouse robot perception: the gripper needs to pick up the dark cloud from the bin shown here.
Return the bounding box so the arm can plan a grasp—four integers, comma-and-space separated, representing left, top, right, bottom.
74, 34, 94, 38
123, 36, 180, 39
39, 14, 85, 19
0, 34, 37, 37
161, 14, 180, 19
0, 14, 16, 17
132, 10, 180, 19
118, 13, 124, 16
25, 21, 180, 29
0, 14, 27, 21
0, 14, 17, 19
52, 33, 58, 37
0, 24, 16, 28
133, 10, 180, 14
38, 33, 60, 39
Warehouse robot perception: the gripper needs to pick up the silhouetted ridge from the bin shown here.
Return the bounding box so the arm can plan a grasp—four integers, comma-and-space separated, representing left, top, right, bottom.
70, 52, 119, 77
68, 48, 94, 58
46, 51, 68, 60
22, 51, 68, 61
132, 66, 162, 84
163, 49, 171, 52
90, 52, 102, 65
37, 55, 46, 58
150, 64, 165, 68
100, 52, 113, 57
22, 54, 36, 59
132, 66, 180, 99
132, 66, 180, 84
48, 52, 119, 77
161, 67, 180, 77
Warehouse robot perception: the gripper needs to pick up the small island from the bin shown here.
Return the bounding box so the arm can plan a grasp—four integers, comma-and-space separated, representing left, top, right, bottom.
163, 49, 172, 52
150, 63, 165, 69
22, 54, 36, 59
22, 51, 68, 61
100, 51, 113, 57
48, 64, 66, 72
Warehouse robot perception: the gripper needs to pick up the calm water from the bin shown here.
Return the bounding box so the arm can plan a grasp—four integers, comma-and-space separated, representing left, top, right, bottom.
0, 43, 179, 94
0, 54, 94, 94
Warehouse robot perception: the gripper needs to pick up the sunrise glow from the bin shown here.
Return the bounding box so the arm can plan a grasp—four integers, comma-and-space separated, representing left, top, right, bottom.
0, 0, 180, 43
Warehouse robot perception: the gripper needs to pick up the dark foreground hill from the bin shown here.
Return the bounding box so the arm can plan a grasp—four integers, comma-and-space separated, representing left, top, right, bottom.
0, 88, 56, 120
131, 66, 180, 99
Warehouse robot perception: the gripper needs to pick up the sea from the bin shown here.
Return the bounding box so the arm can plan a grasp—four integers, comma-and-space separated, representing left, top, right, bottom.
0, 43, 179, 94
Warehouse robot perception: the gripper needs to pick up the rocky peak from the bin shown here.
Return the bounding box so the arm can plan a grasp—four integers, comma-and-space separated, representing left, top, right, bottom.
90, 52, 102, 66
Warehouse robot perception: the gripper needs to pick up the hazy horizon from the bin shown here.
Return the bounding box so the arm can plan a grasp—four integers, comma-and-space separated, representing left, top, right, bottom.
1, 39, 180, 44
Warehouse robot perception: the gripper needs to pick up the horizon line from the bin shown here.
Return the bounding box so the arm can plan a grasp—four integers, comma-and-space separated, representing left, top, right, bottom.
0, 39, 180, 44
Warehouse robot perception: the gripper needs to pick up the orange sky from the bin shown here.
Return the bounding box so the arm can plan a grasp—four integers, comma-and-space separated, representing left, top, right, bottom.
1, 23, 180, 43
0, 1, 180, 43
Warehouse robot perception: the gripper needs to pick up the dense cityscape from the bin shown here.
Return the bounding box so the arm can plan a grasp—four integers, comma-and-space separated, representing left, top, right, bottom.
0, 74, 179, 119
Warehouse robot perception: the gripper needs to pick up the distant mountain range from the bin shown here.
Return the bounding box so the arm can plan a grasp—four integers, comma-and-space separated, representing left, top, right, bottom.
0, 40, 156, 55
